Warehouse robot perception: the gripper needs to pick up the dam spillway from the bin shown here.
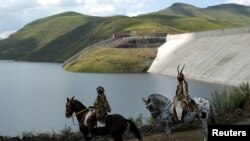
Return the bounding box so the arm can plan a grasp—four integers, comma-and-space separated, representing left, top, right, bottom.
148, 27, 250, 86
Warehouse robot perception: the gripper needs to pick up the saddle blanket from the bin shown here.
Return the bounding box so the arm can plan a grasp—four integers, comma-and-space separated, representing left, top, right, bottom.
176, 102, 183, 121
84, 111, 106, 128
96, 121, 105, 127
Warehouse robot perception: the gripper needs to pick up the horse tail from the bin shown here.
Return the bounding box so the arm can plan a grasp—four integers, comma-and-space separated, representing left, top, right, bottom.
127, 120, 143, 141
209, 104, 216, 125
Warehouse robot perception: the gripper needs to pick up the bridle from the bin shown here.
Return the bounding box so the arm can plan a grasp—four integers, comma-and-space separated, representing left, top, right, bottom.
72, 109, 89, 117
164, 101, 173, 113
66, 100, 89, 126
145, 100, 160, 116
66, 101, 73, 117
146, 100, 173, 117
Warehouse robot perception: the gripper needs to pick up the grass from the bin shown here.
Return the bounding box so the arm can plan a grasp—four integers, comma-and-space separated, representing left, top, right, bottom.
20, 125, 75, 140
211, 89, 234, 114
231, 82, 250, 109
64, 47, 157, 73
1, 4, 250, 63
210, 82, 250, 114
124, 22, 169, 31
12, 12, 89, 48
166, 17, 227, 31
129, 113, 158, 127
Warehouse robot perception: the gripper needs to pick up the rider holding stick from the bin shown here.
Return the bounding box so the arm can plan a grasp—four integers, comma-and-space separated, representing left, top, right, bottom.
87, 86, 111, 138
173, 64, 190, 122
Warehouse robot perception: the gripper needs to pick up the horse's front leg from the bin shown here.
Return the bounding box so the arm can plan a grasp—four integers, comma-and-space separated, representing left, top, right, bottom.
165, 123, 171, 140
200, 119, 208, 141
111, 134, 123, 141
80, 126, 92, 141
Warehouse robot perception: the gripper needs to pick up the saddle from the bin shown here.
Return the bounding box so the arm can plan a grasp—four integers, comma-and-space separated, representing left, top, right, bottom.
95, 113, 108, 128
188, 98, 198, 113
84, 109, 107, 128
174, 98, 198, 122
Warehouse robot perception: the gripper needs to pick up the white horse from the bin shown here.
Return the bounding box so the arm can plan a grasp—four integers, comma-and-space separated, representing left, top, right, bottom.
142, 94, 215, 141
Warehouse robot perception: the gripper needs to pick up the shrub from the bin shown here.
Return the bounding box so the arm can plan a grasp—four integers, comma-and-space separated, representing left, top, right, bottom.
129, 113, 145, 127
210, 82, 250, 114
230, 82, 250, 109
22, 131, 36, 141
211, 89, 234, 114
145, 117, 157, 126
36, 133, 52, 141
61, 125, 72, 136
130, 113, 159, 127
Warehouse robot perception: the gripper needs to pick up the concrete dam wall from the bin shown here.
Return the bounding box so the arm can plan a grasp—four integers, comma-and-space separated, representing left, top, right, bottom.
148, 27, 250, 86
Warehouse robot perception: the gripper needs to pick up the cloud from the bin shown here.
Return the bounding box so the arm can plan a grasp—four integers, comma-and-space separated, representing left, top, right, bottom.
0, 30, 17, 39
2, 0, 248, 39
36, 0, 61, 6
226, 0, 250, 5
81, 0, 153, 16
0, 0, 157, 38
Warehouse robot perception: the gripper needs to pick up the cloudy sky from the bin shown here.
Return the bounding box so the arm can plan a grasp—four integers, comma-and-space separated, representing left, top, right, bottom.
0, 0, 249, 38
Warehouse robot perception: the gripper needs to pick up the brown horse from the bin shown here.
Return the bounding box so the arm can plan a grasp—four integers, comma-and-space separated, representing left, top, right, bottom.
65, 96, 143, 141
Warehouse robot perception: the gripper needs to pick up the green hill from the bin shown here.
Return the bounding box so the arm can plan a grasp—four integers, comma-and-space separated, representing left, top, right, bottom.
0, 12, 175, 62
0, 3, 249, 63
137, 3, 250, 31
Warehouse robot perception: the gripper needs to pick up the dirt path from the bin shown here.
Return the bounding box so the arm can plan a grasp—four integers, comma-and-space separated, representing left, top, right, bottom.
125, 129, 203, 141
125, 119, 250, 141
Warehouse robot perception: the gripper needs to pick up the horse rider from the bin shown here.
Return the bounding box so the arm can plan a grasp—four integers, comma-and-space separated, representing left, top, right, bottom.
173, 64, 190, 122
87, 86, 111, 138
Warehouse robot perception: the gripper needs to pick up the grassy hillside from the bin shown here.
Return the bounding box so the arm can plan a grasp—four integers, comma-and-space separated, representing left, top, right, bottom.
0, 13, 176, 62
64, 46, 157, 73
64, 3, 250, 73
137, 3, 250, 31
0, 3, 249, 65
0, 12, 93, 61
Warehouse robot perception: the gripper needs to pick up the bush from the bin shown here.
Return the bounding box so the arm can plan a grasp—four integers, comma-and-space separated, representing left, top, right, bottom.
130, 113, 159, 128
145, 117, 158, 126
22, 131, 36, 141
211, 89, 234, 114
230, 82, 250, 109
36, 133, 52, 141
129, 113, 145, 127
210, 82, 250, 114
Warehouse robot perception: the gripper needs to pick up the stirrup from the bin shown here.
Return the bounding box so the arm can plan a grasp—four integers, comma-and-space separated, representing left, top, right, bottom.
172, 116, 179, 123
86, 132, 93, 138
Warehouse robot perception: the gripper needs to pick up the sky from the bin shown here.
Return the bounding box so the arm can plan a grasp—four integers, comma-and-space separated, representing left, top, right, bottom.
0, 0, 249, 39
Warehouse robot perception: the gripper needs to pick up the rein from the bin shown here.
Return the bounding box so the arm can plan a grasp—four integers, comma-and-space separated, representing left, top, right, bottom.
147, 101, 173, 116
71, 108, 88, 126
164, 101, 173, 112
157, 101, 173, 115
72, 108, 88, 116
156, 101, 173, 120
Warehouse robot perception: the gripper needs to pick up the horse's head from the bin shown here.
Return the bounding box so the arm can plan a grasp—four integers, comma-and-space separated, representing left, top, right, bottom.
143, 94, 171, 118
65, 96, 87, 118
65, 96, 75, 118
142, 97, 160, 118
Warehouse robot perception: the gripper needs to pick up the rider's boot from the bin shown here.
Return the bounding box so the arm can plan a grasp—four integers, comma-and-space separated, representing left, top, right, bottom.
86, 131, 93, 138
87, 119, 94, 138
172, 109, 180, 123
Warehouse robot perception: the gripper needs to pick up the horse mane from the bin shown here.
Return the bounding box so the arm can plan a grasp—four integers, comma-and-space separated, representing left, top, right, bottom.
72, 99, 87, 109
148, 94, 171, 107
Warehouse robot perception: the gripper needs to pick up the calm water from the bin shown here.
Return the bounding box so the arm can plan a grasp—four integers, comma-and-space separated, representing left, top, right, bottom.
0, 61, 231, 136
